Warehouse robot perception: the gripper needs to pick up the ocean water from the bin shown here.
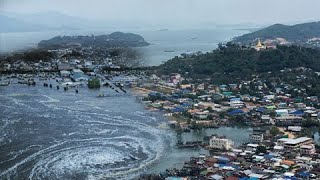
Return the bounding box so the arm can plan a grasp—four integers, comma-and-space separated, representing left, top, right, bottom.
0, 28, 248, 65
0, 82, 173, 179
0, 81, 251, 179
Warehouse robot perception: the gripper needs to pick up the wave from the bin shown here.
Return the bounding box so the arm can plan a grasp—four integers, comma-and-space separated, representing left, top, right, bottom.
0, 88, 172, 179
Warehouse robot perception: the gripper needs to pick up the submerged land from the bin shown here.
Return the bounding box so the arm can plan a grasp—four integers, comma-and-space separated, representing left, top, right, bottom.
1, 23, 320, 179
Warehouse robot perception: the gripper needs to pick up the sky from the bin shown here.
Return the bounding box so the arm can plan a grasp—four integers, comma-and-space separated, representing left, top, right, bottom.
1, 0, 320, 27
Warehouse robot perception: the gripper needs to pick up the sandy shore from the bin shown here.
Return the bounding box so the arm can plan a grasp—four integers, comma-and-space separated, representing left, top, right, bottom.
131, 87, 153, 96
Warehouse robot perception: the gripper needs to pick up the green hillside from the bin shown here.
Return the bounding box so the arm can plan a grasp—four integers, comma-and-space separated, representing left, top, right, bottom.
157, 43, 320, 83
233, 21, 320, 44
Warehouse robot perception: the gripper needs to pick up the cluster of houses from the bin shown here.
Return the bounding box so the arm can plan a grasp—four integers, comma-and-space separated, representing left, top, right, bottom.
0, 47, 146, 88
163, 134, 320, 179
0, 47, 129, 73
137, 69, 320, 179
141, 70, 320, 131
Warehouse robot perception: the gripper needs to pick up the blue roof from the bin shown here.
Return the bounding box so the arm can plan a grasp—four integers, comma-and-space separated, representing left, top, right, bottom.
179, 89, 192, 94
171, 107, 184, 113
181, 103, 192, 107
217, 156, 230, 162
228, 109, 244, 115
166, 97, 174, 101
284, 176, 298, 180
264, 154, 274, 159
71, 73, 88, 80
166, 177, 184, 180
172, 93, 180, 98
256, 107, 266, 113
149, 92, 159, 96
289, 110, 304, 116
298, 172, 311, 177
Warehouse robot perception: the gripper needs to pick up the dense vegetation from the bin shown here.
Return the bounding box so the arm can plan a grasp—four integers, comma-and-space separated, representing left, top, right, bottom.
0, 50, 54, 63
88, 78, 101, 89
157, 43, 320, 84
38, 32, 150, 49
233, 21, 320, 44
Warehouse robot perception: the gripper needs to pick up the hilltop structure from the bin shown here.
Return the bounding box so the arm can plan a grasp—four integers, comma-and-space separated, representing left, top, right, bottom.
254, 39, 266, 51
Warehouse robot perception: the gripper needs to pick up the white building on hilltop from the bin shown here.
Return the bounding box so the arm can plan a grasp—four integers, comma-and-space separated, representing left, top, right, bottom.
209, 136, 234, 150
254, 39, 266, 51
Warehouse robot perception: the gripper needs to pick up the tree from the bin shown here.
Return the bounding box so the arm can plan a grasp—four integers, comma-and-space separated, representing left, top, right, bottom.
191, 120, 201, 129
270, 126, 281, 136
256, 145, 267, 154
157, 45, 320, 84
88, 78, 101, 89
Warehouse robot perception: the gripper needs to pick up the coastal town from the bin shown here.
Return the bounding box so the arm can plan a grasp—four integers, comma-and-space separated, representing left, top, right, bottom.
138, 71, 320, 179
1, 40, 320, 180
2, 1, 320, 179
136, 69, 320, 179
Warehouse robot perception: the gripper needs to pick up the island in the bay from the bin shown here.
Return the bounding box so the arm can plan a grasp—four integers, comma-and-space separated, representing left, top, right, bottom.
1, 22, 320, 179
38, 31, 150, 49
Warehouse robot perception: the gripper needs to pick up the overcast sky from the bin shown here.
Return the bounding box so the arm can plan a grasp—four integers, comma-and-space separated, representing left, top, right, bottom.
1, 0, 320, 27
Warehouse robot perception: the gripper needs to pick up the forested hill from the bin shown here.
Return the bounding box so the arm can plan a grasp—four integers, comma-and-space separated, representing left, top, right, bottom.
157, 44, 320, 83
233, 21, 320, 44
38, 32, 150, 49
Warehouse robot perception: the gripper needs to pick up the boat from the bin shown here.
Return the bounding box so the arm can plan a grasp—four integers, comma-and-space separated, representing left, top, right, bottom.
164, 50, 175, 52
28, 79, 36, 86
18, 79, 28, 84
0, 81, 10, 86
177, 141, 202, 148
97, 93, 105, 97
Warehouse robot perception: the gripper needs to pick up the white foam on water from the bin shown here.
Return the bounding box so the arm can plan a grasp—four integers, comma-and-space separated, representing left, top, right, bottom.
0, 88, 172, 179
39, 95, 60, 103
26, 135, 166, 179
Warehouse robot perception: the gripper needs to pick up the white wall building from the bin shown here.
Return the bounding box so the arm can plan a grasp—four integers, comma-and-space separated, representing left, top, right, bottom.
209, 136, 234, 150
250, 133, 264, 143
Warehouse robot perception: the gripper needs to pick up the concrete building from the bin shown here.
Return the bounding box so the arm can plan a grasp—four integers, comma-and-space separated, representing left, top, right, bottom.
209, 136, 234, 151
250, 133, 264, 143
60, 70, 71, 77
277, 137, 313, 149
287, 126, 302, 132
246, 143, 259, 152
300, 145, 316, 155
194, 111, 209, 120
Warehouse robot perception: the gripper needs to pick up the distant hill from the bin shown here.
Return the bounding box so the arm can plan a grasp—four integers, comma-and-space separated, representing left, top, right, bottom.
0, 12, 91, 33
157, 43, 320, 84
0, 15, 51, 33
233, 21, 320, 45
38, 32, 150, 49
8, 11, 91, 29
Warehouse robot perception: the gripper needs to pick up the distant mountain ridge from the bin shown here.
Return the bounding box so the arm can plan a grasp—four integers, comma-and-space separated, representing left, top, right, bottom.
233, 21, 320, 45
38, 32, 150, 49
0, 15, 52, 32
0, 12, 94, 33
